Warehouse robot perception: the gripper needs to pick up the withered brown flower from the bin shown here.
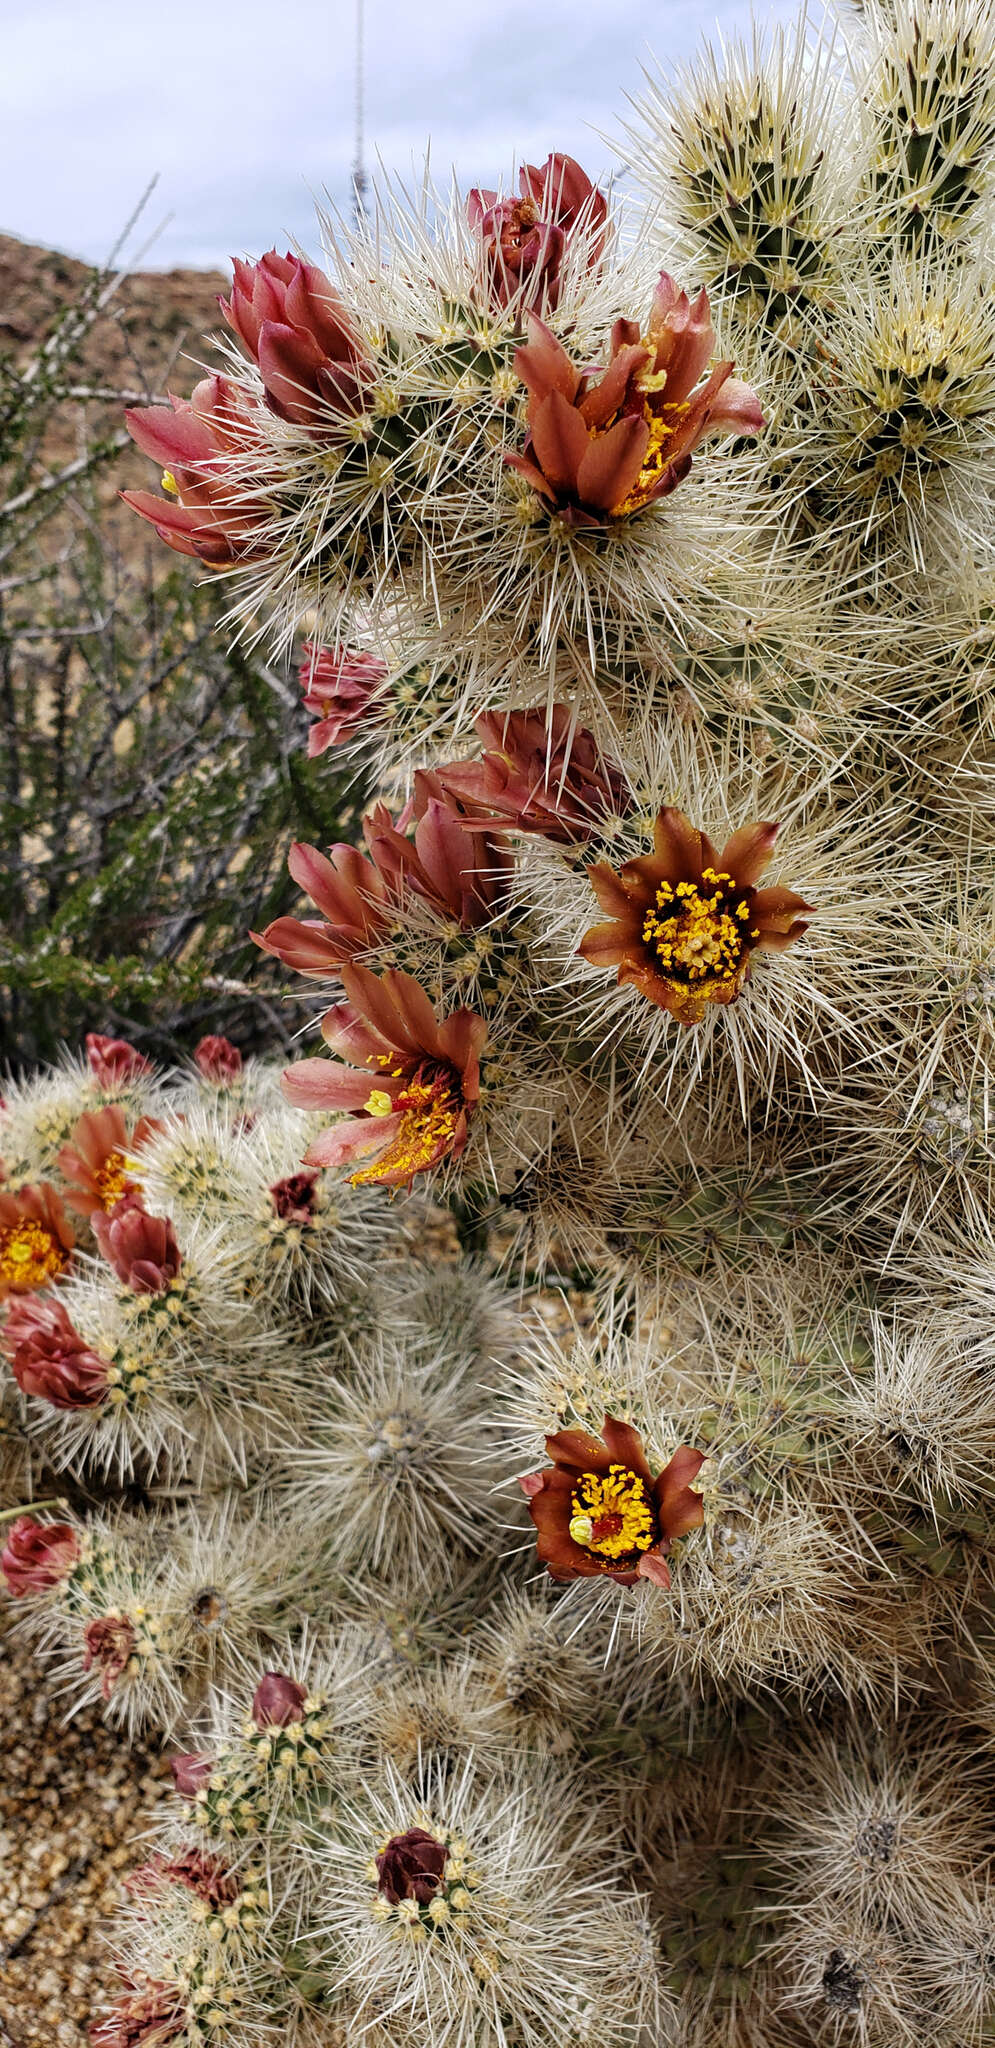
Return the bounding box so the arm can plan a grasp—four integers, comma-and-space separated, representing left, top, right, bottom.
579, 805, 814, 1026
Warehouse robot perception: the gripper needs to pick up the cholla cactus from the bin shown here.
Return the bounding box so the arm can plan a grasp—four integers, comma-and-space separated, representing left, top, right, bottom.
9, 7, 995, 2045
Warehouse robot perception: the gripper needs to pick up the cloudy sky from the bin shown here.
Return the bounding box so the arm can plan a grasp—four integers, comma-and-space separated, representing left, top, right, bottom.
1, 0, 794, 273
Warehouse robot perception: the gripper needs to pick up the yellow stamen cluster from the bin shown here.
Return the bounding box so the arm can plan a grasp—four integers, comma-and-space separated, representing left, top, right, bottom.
568, 1464, 655, 1560
93, 1150, 133, 1211
351, 1077, 459, 1186
642, 867, 757, 988
612, 396, 691, 515
0, 1220, 67, 1290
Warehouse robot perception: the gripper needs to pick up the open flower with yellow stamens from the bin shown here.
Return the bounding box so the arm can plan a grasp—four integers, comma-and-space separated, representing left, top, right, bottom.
505, 273, 764, 526
520, 1415, 705, 1587
579, 806, 814, 1026
0, 1182, 75, 1299
57, 1105, 162, 1220
282, 965, 487, 1190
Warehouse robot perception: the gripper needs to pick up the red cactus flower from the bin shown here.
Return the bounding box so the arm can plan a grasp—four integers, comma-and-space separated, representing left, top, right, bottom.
2, 1295, 109, 1409
252, 1670, 307, 1726
57, 1104, 160, 1219
376, 1827, 448, 1904
170, 1752, 212, 1799
83, 1613, 136, 1700
283, 965, 486, 1190
468, 151, 608, 313
122, 374, 268, 569
299, 642, 388, 755
92, 1204, 182, 1294
85, 1033, 153, 1087
1, 1515, 80, 1596
270, 1171, 321, 1224
520, 1416, 705, 1587
579, 806, 814, 1025
220, 249, 373, 427
89, 1977, 188, 2047
254, 839, 392, 977
194, 1034, 243, 1084
432, 703, 631, 844
0, 1182, 75, 1299
364, 793, 513, 927
506, 274, 764, 526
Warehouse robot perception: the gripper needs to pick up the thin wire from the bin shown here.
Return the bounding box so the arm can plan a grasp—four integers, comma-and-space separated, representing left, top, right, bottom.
352, 0, 368, 224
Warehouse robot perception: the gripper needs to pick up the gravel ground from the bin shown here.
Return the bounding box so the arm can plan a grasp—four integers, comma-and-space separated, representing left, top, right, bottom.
0, 1619, 168, 2048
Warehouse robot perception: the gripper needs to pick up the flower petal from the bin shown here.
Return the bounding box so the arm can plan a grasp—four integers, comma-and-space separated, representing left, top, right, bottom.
576, 413, 650, 512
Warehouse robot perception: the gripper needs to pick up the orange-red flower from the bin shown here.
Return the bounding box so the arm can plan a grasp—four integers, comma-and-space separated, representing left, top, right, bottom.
89, 1977, 188, 2048
57, 1105, 161, 1219
3, 1295, 109, 1409
93, 1205, 182, 1294
0, 1182, 75, 1298
1, 1514, 80, 1596
506, 274, 764, 526
430, 703, 631, 844
579, 806, 814, 1026
299, 642, 388, 755
220, 250, 372, 426
520, 1416, 705, 1587
255, 799, 511, 979
282, 964, 486, 1190
122, 374, 268, 569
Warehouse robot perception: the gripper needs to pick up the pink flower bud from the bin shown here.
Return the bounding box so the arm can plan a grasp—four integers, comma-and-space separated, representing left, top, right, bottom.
170, 1752, 212, 1799
85, 1033, 153, 1086
251, 1670, 307, 1726
2, 1295, 109, 1409
194, 1035, 243, 1084
1, 1515, 80, 1596
92, 1204, 182, 1294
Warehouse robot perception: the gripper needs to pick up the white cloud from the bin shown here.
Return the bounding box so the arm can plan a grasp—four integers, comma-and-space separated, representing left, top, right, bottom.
0, 0, 796, 270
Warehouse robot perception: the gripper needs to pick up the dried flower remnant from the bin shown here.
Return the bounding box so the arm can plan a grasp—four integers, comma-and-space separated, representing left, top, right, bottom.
85, 1034, 153, 1087
434, 703, 631, 844
300, 642, 389, 755
506, 274, 763, 525
283, 965, 486, 1189
579, 806, 813, 1025
122, 374, 268, 568
468, 151, 609, 312
2, 1295, 109, 1409
92, 1205, 182, 1294
220, 249, 374, 426
83, 1613, 138, 1701
127, 1848, 241, 1913
0, 1182, 75, 1298
1, 1515, 80, 1596
57, 1105, 160, 1218
520, 1415, 705, 1587
194, 1035, 244, 1084
89, 1977, 188, 2048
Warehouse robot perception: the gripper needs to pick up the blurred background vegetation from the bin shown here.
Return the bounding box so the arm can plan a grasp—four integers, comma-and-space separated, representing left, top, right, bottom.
0, 214, 353, 1069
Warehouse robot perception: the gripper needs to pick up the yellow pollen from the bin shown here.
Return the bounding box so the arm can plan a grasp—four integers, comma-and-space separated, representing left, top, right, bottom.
568, 1465, 655, 1561
161, 470, 179, 495
0, 1220, 67, 1290
641, 866, 758, 990
350, 1075, 461, 1186
363, 1089, 394, 1117
93, 1151, 133, 1210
